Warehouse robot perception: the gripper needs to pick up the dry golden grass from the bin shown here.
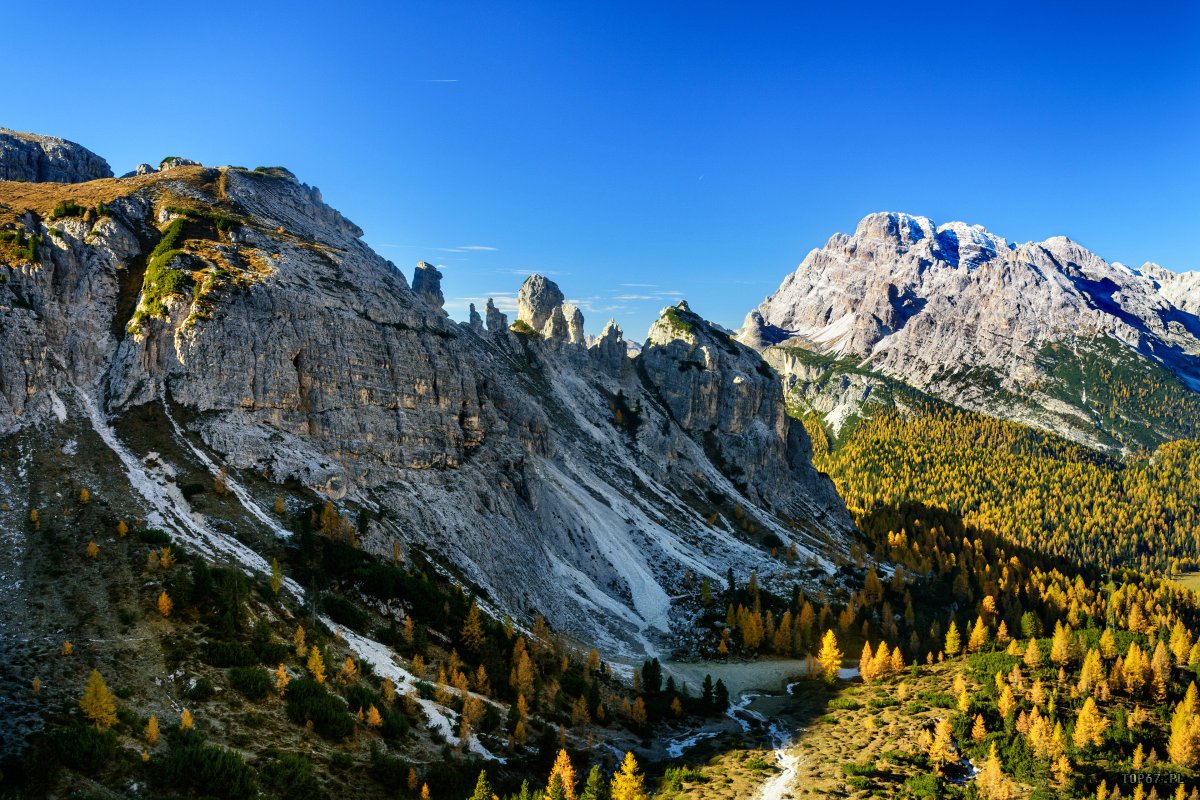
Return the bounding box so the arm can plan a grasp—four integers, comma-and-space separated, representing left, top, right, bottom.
0, 166, 213, 220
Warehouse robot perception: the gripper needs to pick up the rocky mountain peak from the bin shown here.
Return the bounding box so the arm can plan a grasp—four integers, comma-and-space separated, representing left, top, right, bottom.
749, 211, 1200, 450
516, 274, 566, 333
0, 128, 113, 183
516, 273, 586, 344
412, 261, 445, 310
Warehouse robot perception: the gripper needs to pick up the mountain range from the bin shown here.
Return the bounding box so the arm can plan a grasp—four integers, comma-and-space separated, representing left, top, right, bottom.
740, 210, 1200, 451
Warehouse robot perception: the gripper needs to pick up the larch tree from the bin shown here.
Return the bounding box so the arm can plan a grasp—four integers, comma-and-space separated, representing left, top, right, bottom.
269, 558, 283, 595
1072, 697, 1108, 749
968, 616, 989, 653
1050, 621, 1074, 666
157, 590, 172, 617
547, 748, 578, 800
86, 541, 99, 559
80, 670, 117, 730
610, 752, 648, 800
859, 641, 875, 683
1167, 690, 1200, 768
927, 717, 956, 773
180, 708, 194, 730
976, 742, 1015, 800
972, 714, 988, 742
293, 625, 306, 657
944, 620, 961, 657
818, 629, 842, 684
366, 704, 383, 728
462, 601, 485, 652
275, 664, 290, 694
145, 715, 159, 746
307, 645, 326, 684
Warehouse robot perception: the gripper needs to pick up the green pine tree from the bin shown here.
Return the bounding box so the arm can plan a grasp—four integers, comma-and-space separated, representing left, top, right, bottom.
582, 765, 610, 800
469, 769, 493, 800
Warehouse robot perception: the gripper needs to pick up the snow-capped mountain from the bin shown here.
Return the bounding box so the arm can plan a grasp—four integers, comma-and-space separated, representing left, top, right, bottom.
742, 212, 1200, 450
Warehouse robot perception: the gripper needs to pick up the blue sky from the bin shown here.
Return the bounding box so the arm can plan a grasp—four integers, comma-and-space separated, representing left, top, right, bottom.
5, 1, 1198, 337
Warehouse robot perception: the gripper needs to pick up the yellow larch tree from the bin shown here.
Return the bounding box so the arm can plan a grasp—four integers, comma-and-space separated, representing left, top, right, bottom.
818, 629, 842, 684
80, 670, 117, 730
157, 590, 172, 617
1072, 697, 1108, 749
275, 663, 290, 694
547, 748, 578, 800
610, 751, 649, 800
927, 717, 956, 773
145, 715, 159, 746
307, 645, 326, 684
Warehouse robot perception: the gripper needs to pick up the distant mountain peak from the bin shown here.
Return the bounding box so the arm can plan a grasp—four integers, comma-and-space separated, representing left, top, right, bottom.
747, 212, 1200, 450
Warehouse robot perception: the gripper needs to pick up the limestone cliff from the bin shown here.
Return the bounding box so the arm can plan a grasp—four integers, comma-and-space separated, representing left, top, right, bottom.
0, 134, 852, 656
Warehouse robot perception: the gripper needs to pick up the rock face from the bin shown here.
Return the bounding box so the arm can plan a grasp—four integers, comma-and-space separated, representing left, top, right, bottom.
0, 129, 113, 183
485, 298, 508, 332
517, 274, 565, 334
0, 135, 852, 655
747, 211, 1200, 449
412, 261, 445, 310
643, 302, 842, 515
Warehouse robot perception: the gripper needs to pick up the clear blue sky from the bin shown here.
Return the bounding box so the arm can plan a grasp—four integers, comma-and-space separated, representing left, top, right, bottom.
5, 1, 1198, 337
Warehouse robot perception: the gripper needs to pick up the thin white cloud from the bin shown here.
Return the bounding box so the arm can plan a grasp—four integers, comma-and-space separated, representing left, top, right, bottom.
614, 294, 656, 301
445, 294, 519, 314
457, 245, 497, 252
498, 268, 566, 277
620, 282, 658, 288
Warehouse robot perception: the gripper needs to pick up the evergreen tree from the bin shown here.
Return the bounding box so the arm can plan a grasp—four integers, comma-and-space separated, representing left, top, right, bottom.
581, 765, 609, 800
469, 769, 494, 800
714, 679, 729, 711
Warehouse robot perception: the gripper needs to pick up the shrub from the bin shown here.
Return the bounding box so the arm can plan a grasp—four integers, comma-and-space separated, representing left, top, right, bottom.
50, 726, 117, 773
203, 641, 257, 668
154, 731, 256, 800
903, 773, 944, 798
138, 528, 173, 545
285, 678, 354, 740
50, 199, 87, 220
259, 752, 327, 800
828, 697, 861, 710
187, 676, 216, 702
228, 667, 271, 701
660, 766, 704, 791
321, 593, 367, 632
841, 761, 876, 776
509, 319, 538, 336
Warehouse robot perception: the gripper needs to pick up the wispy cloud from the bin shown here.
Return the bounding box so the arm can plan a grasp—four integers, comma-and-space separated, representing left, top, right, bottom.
498, 268, 566, 277
620, 282, 658, 288
445, 294, 519, 314
373, 244, 495, 253
614, 294, 656, 301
